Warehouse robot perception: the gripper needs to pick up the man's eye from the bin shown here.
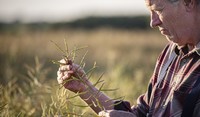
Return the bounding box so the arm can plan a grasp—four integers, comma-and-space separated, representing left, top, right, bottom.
155, 9, 163, 14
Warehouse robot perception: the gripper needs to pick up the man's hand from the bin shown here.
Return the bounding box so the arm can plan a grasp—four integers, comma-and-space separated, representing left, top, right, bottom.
57, 59, 116, 114
57, 59, 89, 93
98, 110, 136, 117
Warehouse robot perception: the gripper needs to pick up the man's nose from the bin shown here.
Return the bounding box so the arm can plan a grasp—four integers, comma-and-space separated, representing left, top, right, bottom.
150, 12, 162, 28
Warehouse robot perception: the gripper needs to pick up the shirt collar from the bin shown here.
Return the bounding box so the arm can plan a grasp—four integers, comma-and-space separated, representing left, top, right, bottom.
194, 41, 200, 56
173, 42, 200, 56
174, 44, 188, 55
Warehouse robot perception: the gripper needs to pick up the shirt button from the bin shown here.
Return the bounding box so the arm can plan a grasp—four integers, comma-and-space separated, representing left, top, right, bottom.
181, 59, 188, 65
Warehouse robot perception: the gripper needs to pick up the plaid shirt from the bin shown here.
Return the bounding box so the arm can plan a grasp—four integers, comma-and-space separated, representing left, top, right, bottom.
116, 42, 200, 117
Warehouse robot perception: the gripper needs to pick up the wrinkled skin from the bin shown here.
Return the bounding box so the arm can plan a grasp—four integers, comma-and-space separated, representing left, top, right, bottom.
57, 59, 114, 114
146, 0, 200, 47
57, 59, 89, 93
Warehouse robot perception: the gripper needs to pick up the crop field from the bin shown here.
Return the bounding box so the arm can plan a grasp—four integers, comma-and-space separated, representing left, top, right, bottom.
0, 28, 167, 116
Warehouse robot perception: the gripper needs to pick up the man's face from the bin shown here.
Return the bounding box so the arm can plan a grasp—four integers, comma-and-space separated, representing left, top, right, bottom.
146, 0, 192, 46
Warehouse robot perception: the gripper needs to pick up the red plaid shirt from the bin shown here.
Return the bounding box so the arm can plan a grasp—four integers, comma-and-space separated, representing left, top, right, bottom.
118, 42, 200, 117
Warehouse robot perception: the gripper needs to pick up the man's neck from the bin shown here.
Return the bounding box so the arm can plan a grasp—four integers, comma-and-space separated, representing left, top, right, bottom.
186, 41, 200, 52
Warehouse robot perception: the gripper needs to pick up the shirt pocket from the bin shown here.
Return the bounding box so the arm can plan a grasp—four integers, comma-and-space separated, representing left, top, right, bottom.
168, 90, 188, 117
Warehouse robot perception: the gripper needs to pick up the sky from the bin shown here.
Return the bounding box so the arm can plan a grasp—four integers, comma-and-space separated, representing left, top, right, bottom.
0, 0, 149, 23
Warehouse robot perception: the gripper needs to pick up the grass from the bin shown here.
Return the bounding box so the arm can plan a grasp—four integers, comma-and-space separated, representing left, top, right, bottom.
0, 28, 167, 116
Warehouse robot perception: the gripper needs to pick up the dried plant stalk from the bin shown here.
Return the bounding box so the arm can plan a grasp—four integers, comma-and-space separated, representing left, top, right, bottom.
51, 39, 124, 115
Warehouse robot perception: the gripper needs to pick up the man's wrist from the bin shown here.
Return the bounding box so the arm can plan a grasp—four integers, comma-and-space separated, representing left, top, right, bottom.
114, 100, 132, 112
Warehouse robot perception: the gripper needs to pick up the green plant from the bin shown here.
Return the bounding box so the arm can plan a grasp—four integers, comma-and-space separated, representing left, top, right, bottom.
51, 39, 124, 116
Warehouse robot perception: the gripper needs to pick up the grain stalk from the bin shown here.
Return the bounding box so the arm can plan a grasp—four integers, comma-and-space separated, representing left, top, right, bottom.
51, 39, 124, 115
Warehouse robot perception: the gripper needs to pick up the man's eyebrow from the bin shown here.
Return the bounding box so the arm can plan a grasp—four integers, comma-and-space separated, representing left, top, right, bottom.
145, 0, 153, 10
146, 3, 155, 10
146, 2, 164, 11
145, 0, 151, 6
146, 0, 165, 9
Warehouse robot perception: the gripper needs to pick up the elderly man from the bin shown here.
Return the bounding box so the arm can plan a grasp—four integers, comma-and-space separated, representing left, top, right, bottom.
57, 0, 200, 116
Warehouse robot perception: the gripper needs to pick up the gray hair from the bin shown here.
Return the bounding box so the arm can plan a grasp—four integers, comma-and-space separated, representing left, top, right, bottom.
168, 0, 179, 2
168, 0, 199, 5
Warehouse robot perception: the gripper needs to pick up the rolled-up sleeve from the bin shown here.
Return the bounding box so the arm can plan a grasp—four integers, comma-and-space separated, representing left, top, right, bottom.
113, 81, 153, 117
113, 94, 149, 116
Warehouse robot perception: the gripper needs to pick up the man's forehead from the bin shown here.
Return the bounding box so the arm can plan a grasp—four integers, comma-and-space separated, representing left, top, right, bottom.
145, 0, 163, 6
145, 0, 151, 6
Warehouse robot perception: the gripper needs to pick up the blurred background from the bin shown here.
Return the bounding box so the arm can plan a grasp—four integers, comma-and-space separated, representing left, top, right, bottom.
0, 0, 168, 116
0, 0, 148, 23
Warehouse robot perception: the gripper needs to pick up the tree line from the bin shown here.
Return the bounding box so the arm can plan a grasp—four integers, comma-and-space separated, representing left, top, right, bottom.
0, 15, 150, 32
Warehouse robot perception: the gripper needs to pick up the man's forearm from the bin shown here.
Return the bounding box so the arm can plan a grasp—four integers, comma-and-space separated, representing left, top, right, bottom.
79, 86, 114, 114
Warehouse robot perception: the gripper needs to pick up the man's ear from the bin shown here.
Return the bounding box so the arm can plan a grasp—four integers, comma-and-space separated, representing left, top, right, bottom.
183, 0, 197, 11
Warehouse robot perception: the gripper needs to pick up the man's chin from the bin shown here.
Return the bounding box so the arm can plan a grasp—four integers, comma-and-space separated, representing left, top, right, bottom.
166, 35, 175, 42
